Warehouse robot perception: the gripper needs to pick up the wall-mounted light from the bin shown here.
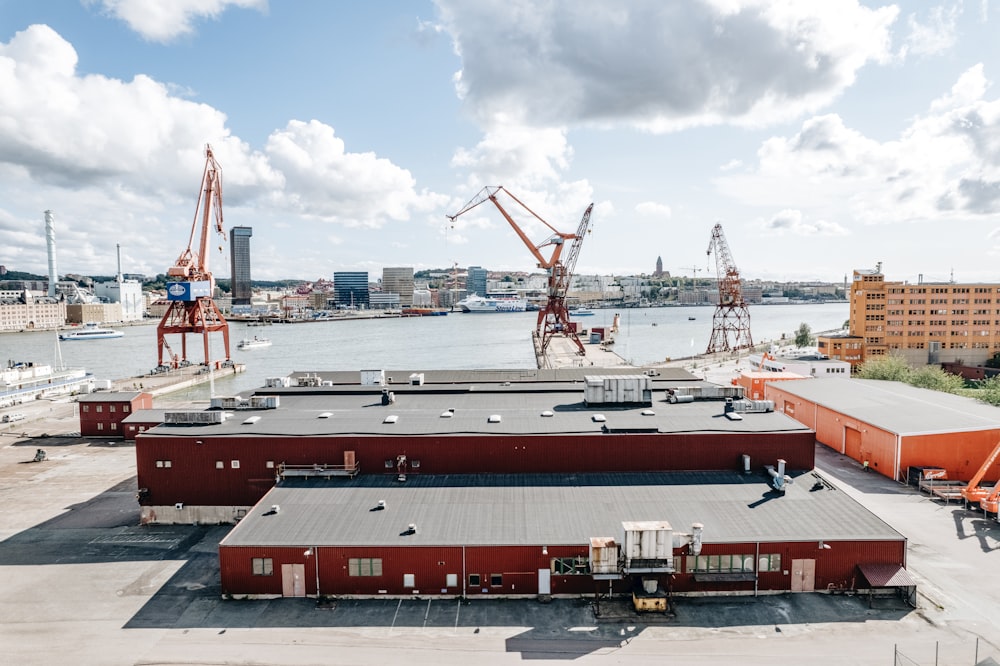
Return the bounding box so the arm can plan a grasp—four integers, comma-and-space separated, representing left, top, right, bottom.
542, 546, 548, 555
818, 541, 832, 550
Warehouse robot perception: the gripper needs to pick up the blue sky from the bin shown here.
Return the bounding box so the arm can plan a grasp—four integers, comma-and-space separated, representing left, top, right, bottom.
1, 1, 998, 285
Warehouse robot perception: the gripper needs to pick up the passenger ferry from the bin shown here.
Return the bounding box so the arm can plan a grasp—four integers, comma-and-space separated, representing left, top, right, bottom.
59, 323, 124, 341
457, 294, 527, 313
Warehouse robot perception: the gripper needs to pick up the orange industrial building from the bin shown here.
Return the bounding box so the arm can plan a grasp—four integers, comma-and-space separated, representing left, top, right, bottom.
765, 378, 1000, 484
848, 266, 1000, 368
734, 370, 806, 400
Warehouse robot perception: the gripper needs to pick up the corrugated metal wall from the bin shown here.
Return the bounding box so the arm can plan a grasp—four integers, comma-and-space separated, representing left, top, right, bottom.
220, 538, 906, 598
138, 430, 816, 508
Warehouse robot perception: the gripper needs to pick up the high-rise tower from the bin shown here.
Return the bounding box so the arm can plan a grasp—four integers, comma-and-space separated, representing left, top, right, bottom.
229, 226, 253, 306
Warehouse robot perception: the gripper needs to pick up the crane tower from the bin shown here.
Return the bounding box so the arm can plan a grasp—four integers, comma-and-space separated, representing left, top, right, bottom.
447, 186, 593, 365
155, 145, 231, 370
705, 222, 753, 354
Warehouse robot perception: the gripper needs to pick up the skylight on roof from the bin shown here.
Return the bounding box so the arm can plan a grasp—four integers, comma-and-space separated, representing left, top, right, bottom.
383, 415, 398, 424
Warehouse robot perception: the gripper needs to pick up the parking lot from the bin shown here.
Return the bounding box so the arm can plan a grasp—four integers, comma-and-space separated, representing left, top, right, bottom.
2, 411, 1000, 664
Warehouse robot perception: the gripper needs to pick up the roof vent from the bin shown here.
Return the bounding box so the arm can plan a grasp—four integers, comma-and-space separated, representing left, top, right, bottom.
318, 412, 333, 419
641, 409, 655, 416
242, 415, 261, 424
383, 415, 398, 424
375, 499, 386, 511
488, 414, 502, 423
540, 410, 554, 417
592, 414, 606, 422
440, 411, 453, 418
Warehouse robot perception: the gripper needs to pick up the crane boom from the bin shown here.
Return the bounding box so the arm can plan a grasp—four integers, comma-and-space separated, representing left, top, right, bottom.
447, 186, 593, 364
961, 439, 1000, 505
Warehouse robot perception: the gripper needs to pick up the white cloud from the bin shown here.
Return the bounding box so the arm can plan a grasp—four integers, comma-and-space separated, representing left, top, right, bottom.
716, 64, 1000, 229
635, 201, 672, 219
0, 25, 448, 277
438, 0, 898, 131
94, 0, 268, 42
901, 4, 960, 58
758, 209, 849, 236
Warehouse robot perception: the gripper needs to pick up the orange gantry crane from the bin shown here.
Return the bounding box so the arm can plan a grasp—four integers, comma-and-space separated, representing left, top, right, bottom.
447, 186, 593, 359
705, 222, 753, 354
960, 439, 1000, 510
155, 145, 231, 370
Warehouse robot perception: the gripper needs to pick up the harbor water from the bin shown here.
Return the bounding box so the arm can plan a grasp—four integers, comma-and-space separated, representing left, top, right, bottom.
1, 303, 847, 400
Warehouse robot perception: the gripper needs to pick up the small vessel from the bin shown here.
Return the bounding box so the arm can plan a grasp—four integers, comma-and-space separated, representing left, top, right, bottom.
238, 336, 272, 350
572, 308, 595, 316
688, 317, 696, 321
458, 294, 527, 313
59, 322, 124, 341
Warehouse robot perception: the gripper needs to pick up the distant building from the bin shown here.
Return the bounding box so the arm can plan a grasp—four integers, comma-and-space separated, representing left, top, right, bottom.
230, 226, 254, 306
66, 302, 122, 324
0, 290, 65, 331
333, 272, 369, 308
654, 256, 663, 277
95, 279, 144, 321
849, 266, 1000, 366
382, 267, 414, 307
467, 266, 488, 297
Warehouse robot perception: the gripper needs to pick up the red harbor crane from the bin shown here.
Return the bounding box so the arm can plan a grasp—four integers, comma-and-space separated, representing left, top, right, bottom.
447, 186, 593, 360
155, 145, 231, 369
705, 222, 753, 354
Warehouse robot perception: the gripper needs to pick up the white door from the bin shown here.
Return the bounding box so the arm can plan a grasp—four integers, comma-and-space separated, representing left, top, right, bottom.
790, 559, 815, 592
538, 568, 551, 595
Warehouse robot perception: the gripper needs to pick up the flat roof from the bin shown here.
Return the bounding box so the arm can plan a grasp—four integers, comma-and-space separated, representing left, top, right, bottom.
77, 391, 143, 402
144, 386, 813, 438
281, 367, 695, 385
221, 470, 903, 548
771, 377, 1000, 436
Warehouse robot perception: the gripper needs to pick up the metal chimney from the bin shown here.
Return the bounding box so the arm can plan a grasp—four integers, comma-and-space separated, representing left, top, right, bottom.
116, 243, 123, 283
44, 210, 57, 297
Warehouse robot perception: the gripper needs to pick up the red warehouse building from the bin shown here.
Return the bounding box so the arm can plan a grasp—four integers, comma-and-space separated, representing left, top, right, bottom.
78, 391, 152, 438
134, 369, 913, 601
766, 378, 1000, 483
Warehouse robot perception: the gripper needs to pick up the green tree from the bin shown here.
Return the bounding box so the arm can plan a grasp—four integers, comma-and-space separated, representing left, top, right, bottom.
794, 322, 813, 347
908, 365, 964, 394
855, 354, 913, 382
972, 375, 1000, 407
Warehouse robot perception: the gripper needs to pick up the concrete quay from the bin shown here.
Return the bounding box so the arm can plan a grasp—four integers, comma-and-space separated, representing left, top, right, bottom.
536, 334, 632, 369
4, 406, 1000, 665
109, 362, 245, 398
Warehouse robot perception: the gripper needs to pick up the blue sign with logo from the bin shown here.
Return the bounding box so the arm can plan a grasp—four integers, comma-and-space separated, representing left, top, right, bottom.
166, 281, 211, 301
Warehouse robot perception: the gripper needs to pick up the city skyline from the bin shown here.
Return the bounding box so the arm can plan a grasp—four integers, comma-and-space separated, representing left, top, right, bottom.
1, 3, 999, 284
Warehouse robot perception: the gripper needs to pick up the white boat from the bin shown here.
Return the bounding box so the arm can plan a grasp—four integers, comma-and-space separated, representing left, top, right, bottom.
59, 323, 124, 341
238, 336, 272, 350
571, 308, 595, 316
458, 294, 527, 313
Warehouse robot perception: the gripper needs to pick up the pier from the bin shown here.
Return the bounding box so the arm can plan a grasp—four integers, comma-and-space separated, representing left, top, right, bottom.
110, 362, 245, 397
536, 333, 633, 369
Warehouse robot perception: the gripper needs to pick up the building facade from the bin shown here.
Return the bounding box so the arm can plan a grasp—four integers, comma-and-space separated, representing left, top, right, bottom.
850, 267, 1000, 366
333, 272, 369, 308
467, 266, 487, 298
381, 267, 414, 307
94, 279, 144, 321
230, 226, 254, 306
78, 391, 152, 438
0, 291, 66, 332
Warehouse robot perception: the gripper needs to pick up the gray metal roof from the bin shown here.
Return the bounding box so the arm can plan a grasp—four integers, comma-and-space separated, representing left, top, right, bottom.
122, 409, 169, 424
220, 471, 903, 548
77, 391, 143, 402
771, 378, 1000, 436
282, 367, 694, 385
144, 387, 811, 438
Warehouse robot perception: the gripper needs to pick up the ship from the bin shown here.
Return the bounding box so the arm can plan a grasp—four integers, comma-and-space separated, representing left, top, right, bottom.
59, 322, 124, 341
401, 307, 448, 316
1, 360, 94, 407
458, 294, 527, 313
237, 336, 272, 350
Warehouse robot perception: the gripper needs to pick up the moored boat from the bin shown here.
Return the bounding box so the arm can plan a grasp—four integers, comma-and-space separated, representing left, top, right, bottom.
401, 307, 449, 316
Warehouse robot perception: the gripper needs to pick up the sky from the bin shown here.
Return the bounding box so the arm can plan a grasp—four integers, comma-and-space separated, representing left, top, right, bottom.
1, 1, 999, 285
